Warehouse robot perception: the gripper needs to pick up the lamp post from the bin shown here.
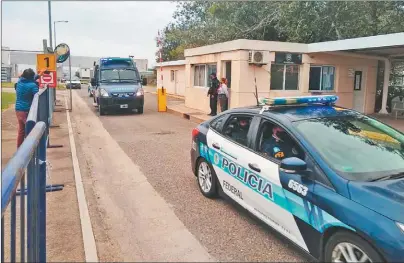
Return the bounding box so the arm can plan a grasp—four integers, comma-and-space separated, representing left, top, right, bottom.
54, 20, 68, 48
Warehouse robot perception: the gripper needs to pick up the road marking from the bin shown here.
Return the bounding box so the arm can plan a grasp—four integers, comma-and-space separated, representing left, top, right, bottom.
65, 96, 98, 262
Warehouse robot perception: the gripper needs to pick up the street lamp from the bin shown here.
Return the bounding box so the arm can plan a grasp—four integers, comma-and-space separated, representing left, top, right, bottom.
54, 20, 68, 48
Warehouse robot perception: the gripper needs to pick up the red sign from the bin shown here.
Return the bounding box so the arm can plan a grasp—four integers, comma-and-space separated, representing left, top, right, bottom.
39, 71, 57, 88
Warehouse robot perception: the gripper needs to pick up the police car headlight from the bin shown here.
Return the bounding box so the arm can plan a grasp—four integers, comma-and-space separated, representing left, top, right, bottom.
396, 222, 404, 233
100, 88, 109, 97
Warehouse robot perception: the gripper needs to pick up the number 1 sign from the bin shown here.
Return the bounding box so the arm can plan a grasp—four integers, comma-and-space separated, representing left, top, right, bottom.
37, 54, 56, 72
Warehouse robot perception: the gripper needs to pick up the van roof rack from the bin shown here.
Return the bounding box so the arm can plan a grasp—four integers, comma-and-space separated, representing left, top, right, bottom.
258, 95, 338, 114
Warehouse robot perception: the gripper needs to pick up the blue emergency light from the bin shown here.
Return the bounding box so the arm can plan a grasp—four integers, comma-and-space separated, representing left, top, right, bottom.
259, 95, 338, 106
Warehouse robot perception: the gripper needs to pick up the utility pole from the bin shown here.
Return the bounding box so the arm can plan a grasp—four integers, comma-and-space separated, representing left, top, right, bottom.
48, 1, 53, 49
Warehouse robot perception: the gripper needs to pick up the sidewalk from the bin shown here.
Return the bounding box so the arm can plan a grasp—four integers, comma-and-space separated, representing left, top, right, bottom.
1, 95, 85, 261
143, 86, 212, 124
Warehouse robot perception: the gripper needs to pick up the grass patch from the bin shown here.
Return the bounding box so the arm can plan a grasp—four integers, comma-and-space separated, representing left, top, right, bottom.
56, 84, 66, 90
2, 92, 16, 111
1, 82, 15, 88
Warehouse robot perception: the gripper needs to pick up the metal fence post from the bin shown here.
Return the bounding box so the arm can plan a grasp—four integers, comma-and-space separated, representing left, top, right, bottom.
38, 129, 47, 261
46, 87, 63, 149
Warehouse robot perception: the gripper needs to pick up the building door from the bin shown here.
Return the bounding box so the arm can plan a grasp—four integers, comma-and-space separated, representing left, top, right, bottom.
353, 71, 365, 112
225, 61, 232, 88
174, 70, 179, 95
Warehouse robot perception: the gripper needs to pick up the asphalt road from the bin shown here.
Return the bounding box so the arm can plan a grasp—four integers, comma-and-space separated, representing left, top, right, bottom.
76, 87, 307, 262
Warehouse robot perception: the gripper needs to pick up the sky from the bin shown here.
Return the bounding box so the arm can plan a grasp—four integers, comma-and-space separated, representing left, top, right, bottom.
2, 1, 177, 67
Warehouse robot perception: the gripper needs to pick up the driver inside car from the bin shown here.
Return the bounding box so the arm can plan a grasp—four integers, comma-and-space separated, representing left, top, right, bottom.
261, 126, 300, 160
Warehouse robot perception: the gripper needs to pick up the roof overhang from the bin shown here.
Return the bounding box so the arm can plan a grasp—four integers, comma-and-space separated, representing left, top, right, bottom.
307, 33, 404, 60
183, 32, 404, 60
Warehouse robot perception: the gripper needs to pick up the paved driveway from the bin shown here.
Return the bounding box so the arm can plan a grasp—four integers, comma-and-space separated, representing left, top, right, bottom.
73, 88, 307, 262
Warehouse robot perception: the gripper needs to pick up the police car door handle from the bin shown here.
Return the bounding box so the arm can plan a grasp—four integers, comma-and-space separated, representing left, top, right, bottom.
212, 142, 221, 150
248, 163, 261, 173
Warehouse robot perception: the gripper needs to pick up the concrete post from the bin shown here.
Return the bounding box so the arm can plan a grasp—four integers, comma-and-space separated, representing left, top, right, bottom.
379, 59, 390, 114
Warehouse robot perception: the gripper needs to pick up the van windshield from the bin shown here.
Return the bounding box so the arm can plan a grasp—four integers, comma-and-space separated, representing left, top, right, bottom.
294, 115, 404, 182
100, 68, 140, 83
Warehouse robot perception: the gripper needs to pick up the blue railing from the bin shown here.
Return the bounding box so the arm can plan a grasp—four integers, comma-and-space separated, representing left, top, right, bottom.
1, 86, 55, 262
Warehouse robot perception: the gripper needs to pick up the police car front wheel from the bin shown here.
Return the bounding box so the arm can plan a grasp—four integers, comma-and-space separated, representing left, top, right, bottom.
197, 159, 218, 198
325, 231, 383, 263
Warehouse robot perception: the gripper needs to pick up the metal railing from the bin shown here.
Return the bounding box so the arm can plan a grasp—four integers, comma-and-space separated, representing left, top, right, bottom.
1, 86, 53, 262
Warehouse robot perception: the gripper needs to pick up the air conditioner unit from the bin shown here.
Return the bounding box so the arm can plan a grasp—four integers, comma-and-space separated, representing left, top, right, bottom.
248, 50, 269, 64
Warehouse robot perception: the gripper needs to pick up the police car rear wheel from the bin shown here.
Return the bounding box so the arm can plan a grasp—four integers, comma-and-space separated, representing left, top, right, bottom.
325, 231, 383, 263
197, 159, 218, 198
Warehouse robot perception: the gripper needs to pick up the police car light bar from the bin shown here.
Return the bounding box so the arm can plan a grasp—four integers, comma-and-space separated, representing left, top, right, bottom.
258, 95, 338, 106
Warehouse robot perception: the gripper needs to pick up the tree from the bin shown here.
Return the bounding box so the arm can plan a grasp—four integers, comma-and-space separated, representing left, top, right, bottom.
156, 1, 404, 61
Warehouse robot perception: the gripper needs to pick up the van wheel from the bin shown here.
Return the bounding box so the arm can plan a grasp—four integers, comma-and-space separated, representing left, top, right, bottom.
99, 104, 105, 116
196, 159, 218, 198
324, 231, 383, 263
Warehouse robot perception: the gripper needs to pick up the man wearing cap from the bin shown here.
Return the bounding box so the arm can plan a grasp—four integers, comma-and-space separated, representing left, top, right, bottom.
207, 73, 219, 116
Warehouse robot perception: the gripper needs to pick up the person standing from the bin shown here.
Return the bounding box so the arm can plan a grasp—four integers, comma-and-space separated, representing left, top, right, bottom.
218, 77, 229, 112
207, 73, 219, 116
15, 68, 39, 148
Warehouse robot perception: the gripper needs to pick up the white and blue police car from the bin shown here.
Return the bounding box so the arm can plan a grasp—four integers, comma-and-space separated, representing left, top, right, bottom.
190, 95, 404, 262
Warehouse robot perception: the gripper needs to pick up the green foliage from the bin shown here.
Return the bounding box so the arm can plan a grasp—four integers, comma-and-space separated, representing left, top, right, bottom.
1, 92, 16, 111
1, 82, 15, 88
156, 1, 404, 61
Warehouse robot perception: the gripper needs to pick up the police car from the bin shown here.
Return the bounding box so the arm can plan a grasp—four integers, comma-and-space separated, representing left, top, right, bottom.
190, 95, 404, 262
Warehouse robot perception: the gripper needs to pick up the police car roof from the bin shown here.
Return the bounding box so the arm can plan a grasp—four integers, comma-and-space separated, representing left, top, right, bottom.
230, 104, 357, 122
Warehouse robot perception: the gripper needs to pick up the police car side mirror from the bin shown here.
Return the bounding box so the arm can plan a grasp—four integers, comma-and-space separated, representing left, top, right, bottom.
280, 157, 307, 174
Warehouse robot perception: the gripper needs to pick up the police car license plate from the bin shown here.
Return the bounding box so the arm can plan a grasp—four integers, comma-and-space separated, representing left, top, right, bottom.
120, 104, 128, 109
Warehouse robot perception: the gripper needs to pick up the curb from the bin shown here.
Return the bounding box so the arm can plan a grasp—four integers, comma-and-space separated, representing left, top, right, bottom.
65, 96, 99, 262
148, 91, 185, 100
166, 107, 208, 124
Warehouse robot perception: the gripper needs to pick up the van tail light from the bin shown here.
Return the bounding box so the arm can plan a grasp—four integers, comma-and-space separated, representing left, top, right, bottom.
192, 128, 199, 139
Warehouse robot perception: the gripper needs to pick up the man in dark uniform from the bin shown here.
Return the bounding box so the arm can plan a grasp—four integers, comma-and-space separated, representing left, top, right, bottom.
261, 126, 300, 160
207, 73, 219, 116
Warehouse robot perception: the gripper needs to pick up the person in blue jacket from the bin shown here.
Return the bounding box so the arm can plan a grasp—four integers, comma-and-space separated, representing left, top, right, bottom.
15, 68, 39, 148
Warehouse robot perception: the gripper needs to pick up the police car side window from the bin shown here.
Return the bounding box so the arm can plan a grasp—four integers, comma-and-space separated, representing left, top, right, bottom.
256, 121, 304, 161
210, 115, 227, 132
222, 115, 253, 147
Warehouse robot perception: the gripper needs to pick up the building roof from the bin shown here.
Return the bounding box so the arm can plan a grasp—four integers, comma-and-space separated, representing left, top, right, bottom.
6, 50, 149, 68
158, 60, 186, 67
184, 39, 307, 57
184, 32, 404, 60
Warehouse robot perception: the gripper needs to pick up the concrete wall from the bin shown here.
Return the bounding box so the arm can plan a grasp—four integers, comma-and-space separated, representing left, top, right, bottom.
133, 59, 148, 72
182, 49, 379, 114
157, 65, 186, 96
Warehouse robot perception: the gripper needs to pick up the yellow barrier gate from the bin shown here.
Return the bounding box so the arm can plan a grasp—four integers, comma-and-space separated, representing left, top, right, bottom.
157, 87, 167, 112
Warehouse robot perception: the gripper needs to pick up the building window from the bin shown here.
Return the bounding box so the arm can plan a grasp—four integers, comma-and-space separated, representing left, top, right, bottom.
170, 70, 175, 82
193, 63, 217, 87
309, 66, 335, 91
270, 64, 299, 90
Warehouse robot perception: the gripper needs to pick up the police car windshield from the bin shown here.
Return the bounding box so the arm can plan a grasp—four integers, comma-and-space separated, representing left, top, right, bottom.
100, 68, 140, 83
294, 115, 404, 181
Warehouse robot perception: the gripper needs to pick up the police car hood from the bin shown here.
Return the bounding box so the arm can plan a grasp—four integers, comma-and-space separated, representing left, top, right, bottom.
348, 179, 404, 222
100, 83, 141, 93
